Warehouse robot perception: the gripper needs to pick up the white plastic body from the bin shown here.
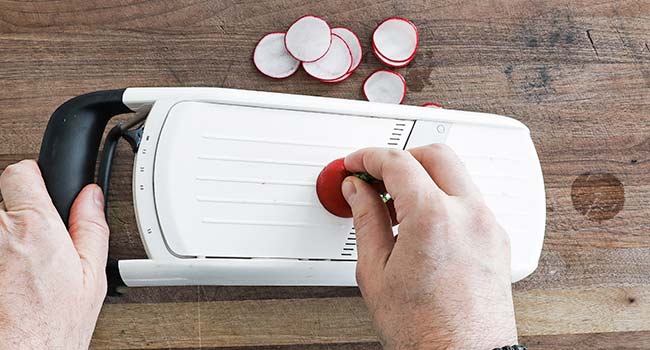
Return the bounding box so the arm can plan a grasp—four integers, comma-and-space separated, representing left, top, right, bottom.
119, 87, 546, 287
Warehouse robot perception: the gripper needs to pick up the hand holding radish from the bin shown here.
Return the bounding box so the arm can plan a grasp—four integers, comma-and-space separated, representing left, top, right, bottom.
341, 145, 518, 349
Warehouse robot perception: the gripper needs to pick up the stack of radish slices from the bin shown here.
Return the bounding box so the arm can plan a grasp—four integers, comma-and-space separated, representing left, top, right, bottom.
253, 15, 421, 104
372, 18, 418, 68
253, 15, 362, 83
362, 18, 418, 103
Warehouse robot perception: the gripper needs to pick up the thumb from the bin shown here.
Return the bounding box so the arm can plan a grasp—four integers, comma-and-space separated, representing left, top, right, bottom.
342, 177, 394, 290
68, 184, 110, 282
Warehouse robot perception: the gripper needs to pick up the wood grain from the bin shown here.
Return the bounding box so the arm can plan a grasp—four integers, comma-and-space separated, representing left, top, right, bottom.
91, 286, 650, 349
521, 331, 650, 350
87, 332, 650, 350
1, 0, 649, 348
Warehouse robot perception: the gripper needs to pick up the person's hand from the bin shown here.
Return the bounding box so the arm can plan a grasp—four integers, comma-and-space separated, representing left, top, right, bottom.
343, 145, 517, 349
0, 160, 109, 349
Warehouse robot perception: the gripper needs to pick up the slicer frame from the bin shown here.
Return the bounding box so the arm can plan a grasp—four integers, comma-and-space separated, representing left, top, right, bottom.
37, 88, 546, 292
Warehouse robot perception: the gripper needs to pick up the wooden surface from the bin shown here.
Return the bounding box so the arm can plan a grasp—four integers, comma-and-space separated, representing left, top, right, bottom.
1, 0, 649, 349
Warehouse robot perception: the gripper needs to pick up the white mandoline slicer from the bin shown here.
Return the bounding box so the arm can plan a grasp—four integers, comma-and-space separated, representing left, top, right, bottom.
38, 88, 545, 293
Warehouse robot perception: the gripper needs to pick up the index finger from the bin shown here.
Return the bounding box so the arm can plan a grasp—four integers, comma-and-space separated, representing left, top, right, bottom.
344, 148, 445, 219
0, 160, 55, 212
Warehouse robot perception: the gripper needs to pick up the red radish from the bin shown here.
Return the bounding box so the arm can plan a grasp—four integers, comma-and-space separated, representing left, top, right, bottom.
422, 102, 443, 108
363, 69, 406, 104
372, 17, 418, 62
253, 32, 301, 79
284, 15, 332, 62
316, 158, 352, 218
331, 27, 363, 72
373, 46, 413, 68
303, 34, 352, 81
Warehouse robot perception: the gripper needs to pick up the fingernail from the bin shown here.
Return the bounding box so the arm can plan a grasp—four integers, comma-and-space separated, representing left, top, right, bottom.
341, 180, 357, 205
92, 186, 104, 209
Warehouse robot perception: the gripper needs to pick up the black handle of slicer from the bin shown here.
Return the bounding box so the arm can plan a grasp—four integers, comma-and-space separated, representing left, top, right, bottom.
38, 89, 131, 226
38, 89, 132, 296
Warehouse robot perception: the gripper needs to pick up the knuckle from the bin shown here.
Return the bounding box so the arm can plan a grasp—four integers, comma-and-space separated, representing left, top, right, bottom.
424, 144, 457, 163
470, 210, 495, 231
2, 163, 18, 177
468, 203, 508, 243
3, 160, 37, 176
423, 194, 449, 217
427, 143, 454, 155
474, 205, 498, 227
382, 149, 415, 175
423, 204, 449, 229
0, 210, 63, 257
18, 159, 38, 170
385, 148, 411, 161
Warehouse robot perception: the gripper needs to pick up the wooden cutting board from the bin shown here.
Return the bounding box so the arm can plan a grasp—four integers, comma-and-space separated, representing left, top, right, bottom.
0, 0, 649, 348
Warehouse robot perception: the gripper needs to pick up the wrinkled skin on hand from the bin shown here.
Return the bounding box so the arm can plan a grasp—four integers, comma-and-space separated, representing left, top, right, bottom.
0, 160, 109, 349
343, 145, 518, 350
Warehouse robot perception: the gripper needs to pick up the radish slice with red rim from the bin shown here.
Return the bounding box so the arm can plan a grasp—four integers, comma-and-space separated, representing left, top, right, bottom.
303, 34, 352, 81
363, 69, 406, 104
373, 44, 412, 63
284, 15, 332, 62
321, 72, 352, 83
373, 46, 412, 68
372, 17, 418, 62
332, 27, 362, 72
422, 102, 443, 108
253, 32, 301, 79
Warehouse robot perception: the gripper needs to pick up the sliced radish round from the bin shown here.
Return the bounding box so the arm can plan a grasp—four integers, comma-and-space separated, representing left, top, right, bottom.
253, 32, 301, 79
332, 27, 362, 72
302, 34, 352, 81
374, 46, 412, 68
373, 41, 414, 64
321, 72, 352, 83
372, 17, 418, 62
422, 102, 443, 108
284, 15, 332, 62
363, 69, 406, 104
